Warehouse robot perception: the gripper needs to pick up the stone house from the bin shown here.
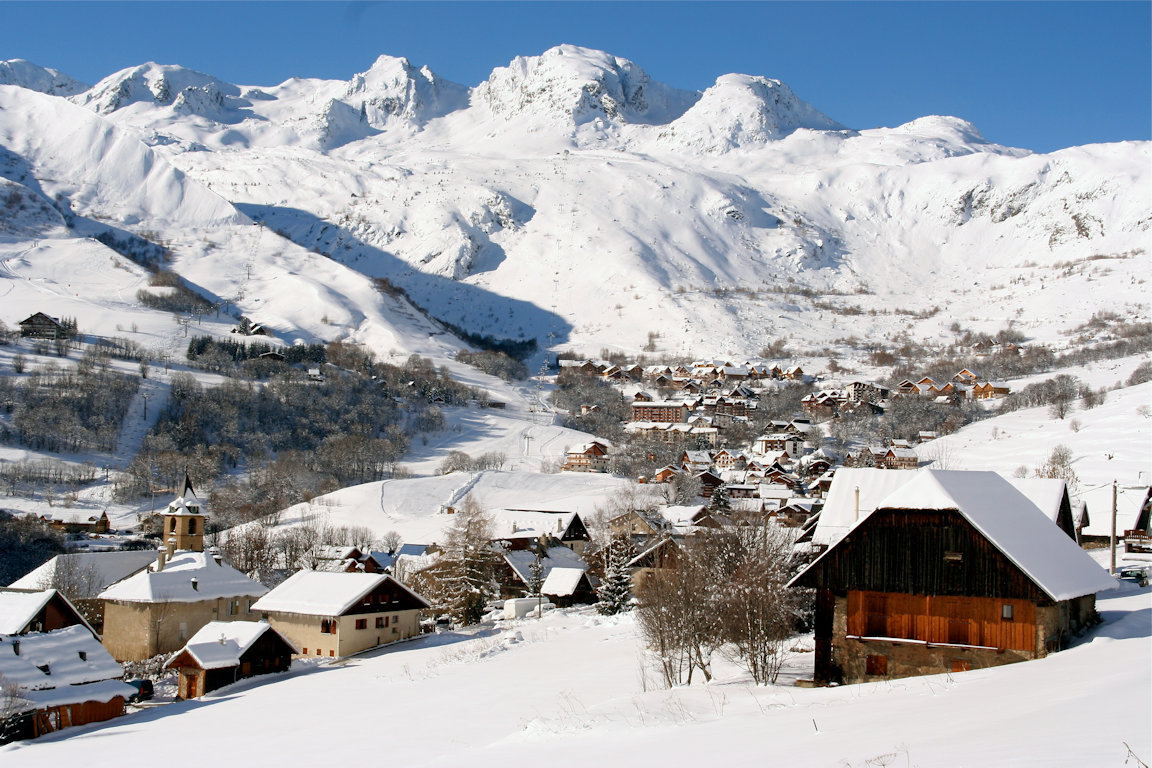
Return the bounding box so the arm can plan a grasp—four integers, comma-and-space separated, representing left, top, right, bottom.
252, 571, 429, 659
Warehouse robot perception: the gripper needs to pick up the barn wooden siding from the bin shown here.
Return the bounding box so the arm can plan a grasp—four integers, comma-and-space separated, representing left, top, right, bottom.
846, 590, 1037, 651
797, 510, 1049, 603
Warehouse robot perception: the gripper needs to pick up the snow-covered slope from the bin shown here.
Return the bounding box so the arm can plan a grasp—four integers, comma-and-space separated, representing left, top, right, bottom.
0, 45, 1147, 361
2, 575, 1146, 767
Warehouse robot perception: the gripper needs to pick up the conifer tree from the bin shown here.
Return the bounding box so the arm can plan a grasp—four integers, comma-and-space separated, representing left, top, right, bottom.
596, 536, 634, 615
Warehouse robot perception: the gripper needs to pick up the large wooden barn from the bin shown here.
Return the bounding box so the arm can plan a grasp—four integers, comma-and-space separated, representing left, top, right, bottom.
791, 470, 1116, 684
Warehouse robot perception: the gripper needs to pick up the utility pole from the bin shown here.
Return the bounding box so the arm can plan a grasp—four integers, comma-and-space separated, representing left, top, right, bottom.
1110, 480, 1117, 575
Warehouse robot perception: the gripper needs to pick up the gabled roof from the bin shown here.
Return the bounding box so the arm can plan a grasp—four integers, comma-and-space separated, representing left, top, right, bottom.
99, 551, 267, 604
489, 509, 583, 540
9, 551, 158, 597
0, 589, 87, 635
252, 571, 428, 616
541, 568, 590, 597
169, 620, 297, 670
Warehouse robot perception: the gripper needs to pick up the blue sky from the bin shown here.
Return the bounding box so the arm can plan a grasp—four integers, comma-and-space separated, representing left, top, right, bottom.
1, 1, 1148, 152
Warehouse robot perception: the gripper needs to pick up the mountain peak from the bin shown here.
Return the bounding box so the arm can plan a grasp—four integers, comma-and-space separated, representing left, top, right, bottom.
0, 59, 88, 96
475, 44, 698, 127
658, 73, 842, 153
344, 55, 468, 127
78, 63, 238, 115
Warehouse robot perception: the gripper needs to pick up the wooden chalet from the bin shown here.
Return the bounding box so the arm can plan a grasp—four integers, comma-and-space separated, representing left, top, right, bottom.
563, 441, 610, 473
310, 546, 384, 573
609, 509, 670, 541
166, 620, 297, 699
791, 470, 1116, 685
627, 537, 681, 593
499, 547, 595, 607
1124, 487, 1152, 554
882, 447, 919, 470
17, 312, 67, 339
0, 591, 134, 744
489, 509, 591, 555
40, 510, 110, 535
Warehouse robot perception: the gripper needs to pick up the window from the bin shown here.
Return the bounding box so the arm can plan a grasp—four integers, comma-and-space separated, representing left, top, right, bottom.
1001, 604, 1014, 621
944, 551, 963, 563
866, 655, 887, 676
329, 650, 335, 657
303, 648, 308, 654
355, 619, 368, 630
78, 651, 87, 661
315, 649, 321, 656
188, 518, 197, 535
376, 617, 385, 629
228, 599, 240, 616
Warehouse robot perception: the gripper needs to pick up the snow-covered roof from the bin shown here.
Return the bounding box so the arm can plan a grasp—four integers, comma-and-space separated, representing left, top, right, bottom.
252, 571, 428, 616
540, 568, 588, 597
98, 551, 267, 604
19, 678, 139, 710
38, 510, 108, 525
0, 624, 122, 690
868, 470, 1115, 602
9, 550, 158, 597
165, 494, 203, 517
811, 468, 919, 547
1007, 478, 1069, 524
489, 509, 580, 540
504, 546, 589, 588
0, 589, 74, 635
658, 505, 707, 528
171, 620, 297, 670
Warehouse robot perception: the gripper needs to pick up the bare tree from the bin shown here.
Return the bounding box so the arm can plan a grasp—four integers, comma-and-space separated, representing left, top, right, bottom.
380, 530, 403, 554
719, 525, 804, 684
1035, 444, 1080, 495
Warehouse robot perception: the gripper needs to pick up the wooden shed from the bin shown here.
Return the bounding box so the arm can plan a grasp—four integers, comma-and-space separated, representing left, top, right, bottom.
166, 620, 297, 699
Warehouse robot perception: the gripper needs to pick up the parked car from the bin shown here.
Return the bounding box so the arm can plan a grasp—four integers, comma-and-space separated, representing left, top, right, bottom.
125, 679, 153, 703
1118, 566, 1150, 587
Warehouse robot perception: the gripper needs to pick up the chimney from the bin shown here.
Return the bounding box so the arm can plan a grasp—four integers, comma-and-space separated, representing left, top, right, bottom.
190, 577, 199, 592
854, 486, 861, 522
210, 547, 222, 566
166, 536, 176, 559
156, 547, 167, 572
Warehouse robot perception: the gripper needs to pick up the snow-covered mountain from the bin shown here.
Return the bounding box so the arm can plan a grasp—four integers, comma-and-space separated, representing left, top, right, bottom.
0, 45, 1147, 361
